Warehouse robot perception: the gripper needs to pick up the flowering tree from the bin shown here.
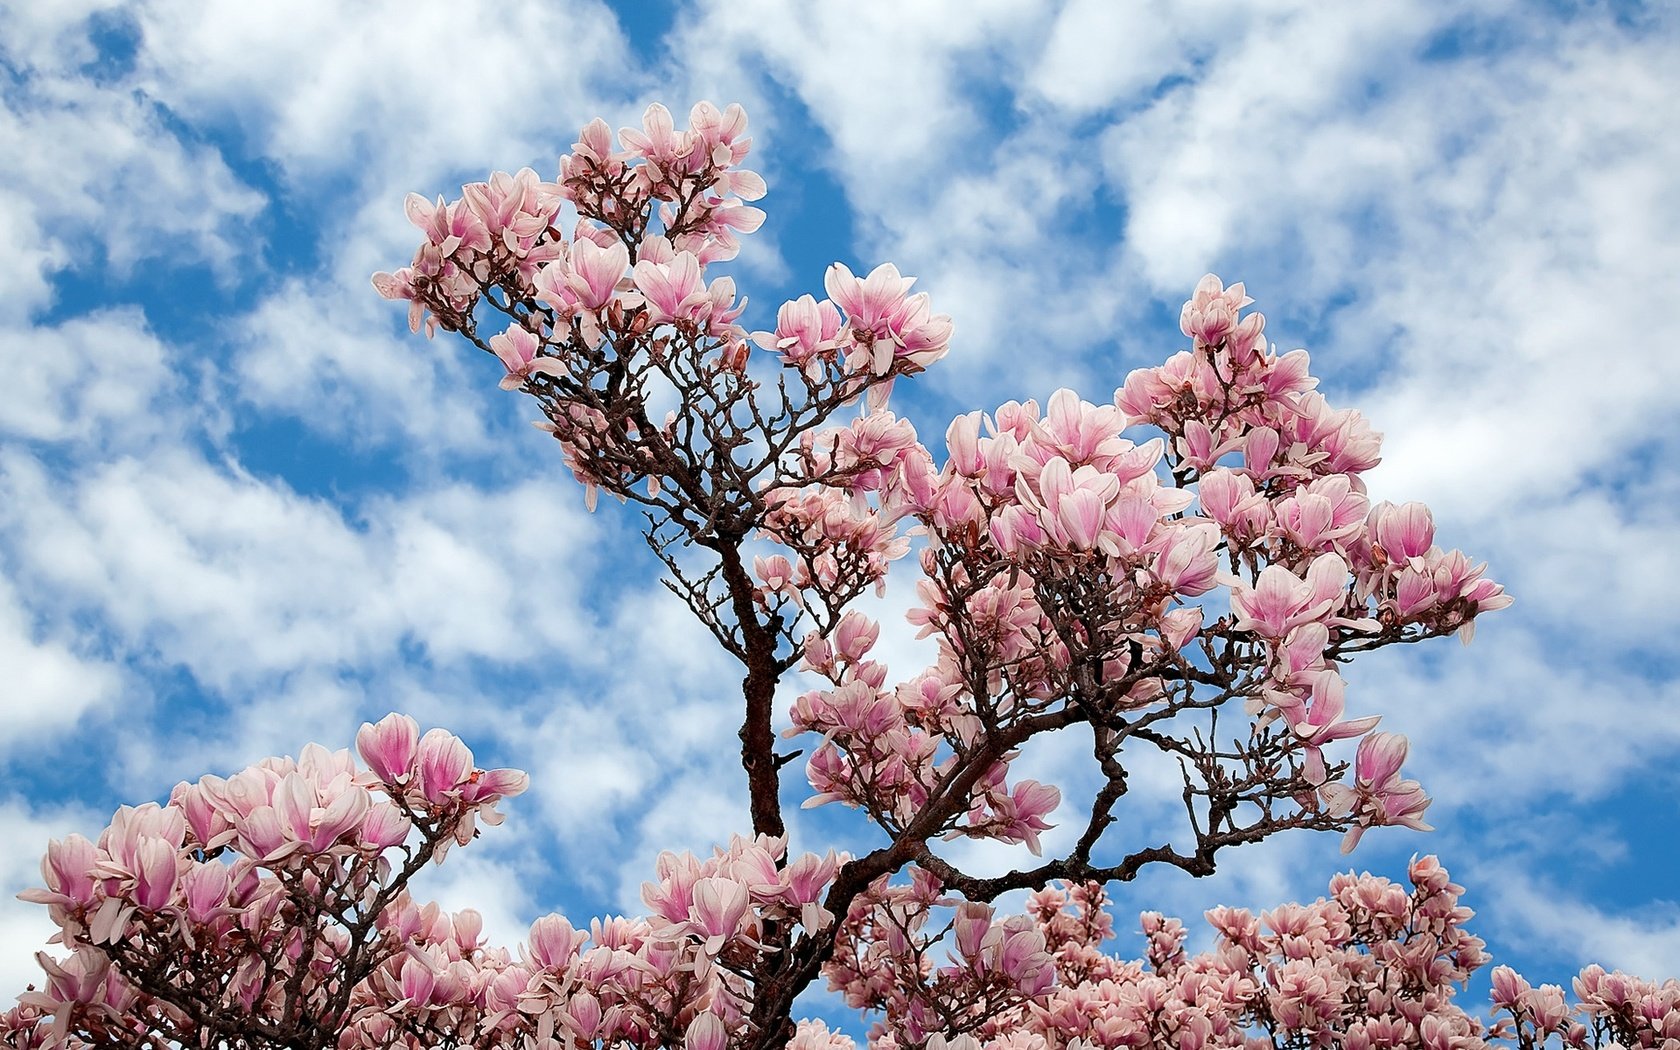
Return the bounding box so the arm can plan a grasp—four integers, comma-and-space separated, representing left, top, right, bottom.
5, 102, 1673, 1050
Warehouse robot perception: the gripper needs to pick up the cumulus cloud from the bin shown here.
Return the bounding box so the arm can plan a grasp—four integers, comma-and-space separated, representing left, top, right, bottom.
0, 309, 179, 446
0, 68, 262, 317
0, 573, 124, 746
128, 0, 633, 190
1477, 861, 1680, 980
0, 448, 602, 693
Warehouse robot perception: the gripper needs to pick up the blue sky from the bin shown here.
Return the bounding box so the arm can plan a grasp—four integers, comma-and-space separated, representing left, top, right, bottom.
1, 0, 1677, 1033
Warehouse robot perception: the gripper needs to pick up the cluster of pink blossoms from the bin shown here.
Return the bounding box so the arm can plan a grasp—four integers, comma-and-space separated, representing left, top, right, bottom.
11, 738, 1676, 1050
756, 263, 953, 406
3, 716, 524, 1048
825, 869, 1058, 1046
374, 101, 951, 525
791, 598, 1061, 851
830, 857, 1680, 1050
771, 275, 1510, 863
0, 717, 862, 1050
364, 100, 1519, 1043
373, 103, 765, 338
334, 834, 852, 1050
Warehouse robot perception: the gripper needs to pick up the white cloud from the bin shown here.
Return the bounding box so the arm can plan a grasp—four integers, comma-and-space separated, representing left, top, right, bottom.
49, 1, 639, 448
0, 66, 263, 319
129, 0, 632, 190
1480, 862, 1680, 980
517, 583, 756, 906
0, 1, 125, 73
231, 277, 498, 452
1097, 3, 1449, 293
0, 447, 601, 699
674, 0, 1042, 196
0, 573, 124, 746
1, 0, 1677, 1017
1025, 0, 1219, 115
0, 309, 178, 445
1350, 629, 1680, 814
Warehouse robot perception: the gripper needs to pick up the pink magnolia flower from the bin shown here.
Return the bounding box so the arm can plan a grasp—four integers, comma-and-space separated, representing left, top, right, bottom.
235, 806, 294, 865
643, 850, 704, 925
833, 612, 879, 663
688, 875, 750, 953
1275, 476, 1367, 552
357, 713, 419, 784
684, 1012, 728, 1050
619, 103, 696, 180
178, 861, 232, 925
1322, 731, 1433, 852
689, 100, 750, 158
1283, 392, 1383, 475
96, 804, 186, 889
568, 236, 630, 311
359, 803, 412, 850
488, 324, 565, 391
1030, 388, 1130, 466
826, 262, 914, 347
1355, 730, 1410, 787
987, 779, 1060, 855
403, 192, 490, 259
944, 412, 985, 476
988, 504, 1046, 557
398, 956, 437, 1008
753, 294, 842, 375
1230, 553, 1349, 639
1369, 500, 1435, 563
459, 767, 529, 807
633, 251, 708, 325
460, 167, 561, 251
567, 117, 621, 174
753, 554, 797, 591
1177, 419, 1244, 470
416, 729, 473, 803
984, 920, 1055, 996
1244, 426, 1281, 479
1198, 468, 1269, 541
1017, 456, 1122, 554
1147, 521, 1221, 595
1393, 565, 1439, 619
777, 851, 841, 933
953, 901, 994, 963
131, 837, 177, 911
1179, 273, 1253, 346
1289, 670, 1380, 785
527, 914, 587, 970
1491, 965, 1533, 1009
20, 834, 98, 909
825, 262, 952, 376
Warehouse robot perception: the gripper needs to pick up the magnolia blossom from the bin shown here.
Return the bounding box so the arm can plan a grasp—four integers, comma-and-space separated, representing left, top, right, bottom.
753, 294, 844, 377
1320, 731, 1434, 852
488, 324, 564, 390
825, 262, 953, 377
1230, 553, 1351, 639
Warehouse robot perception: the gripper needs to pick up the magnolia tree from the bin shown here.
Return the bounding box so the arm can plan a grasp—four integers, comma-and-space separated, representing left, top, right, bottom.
4, 102, 1674, 1050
